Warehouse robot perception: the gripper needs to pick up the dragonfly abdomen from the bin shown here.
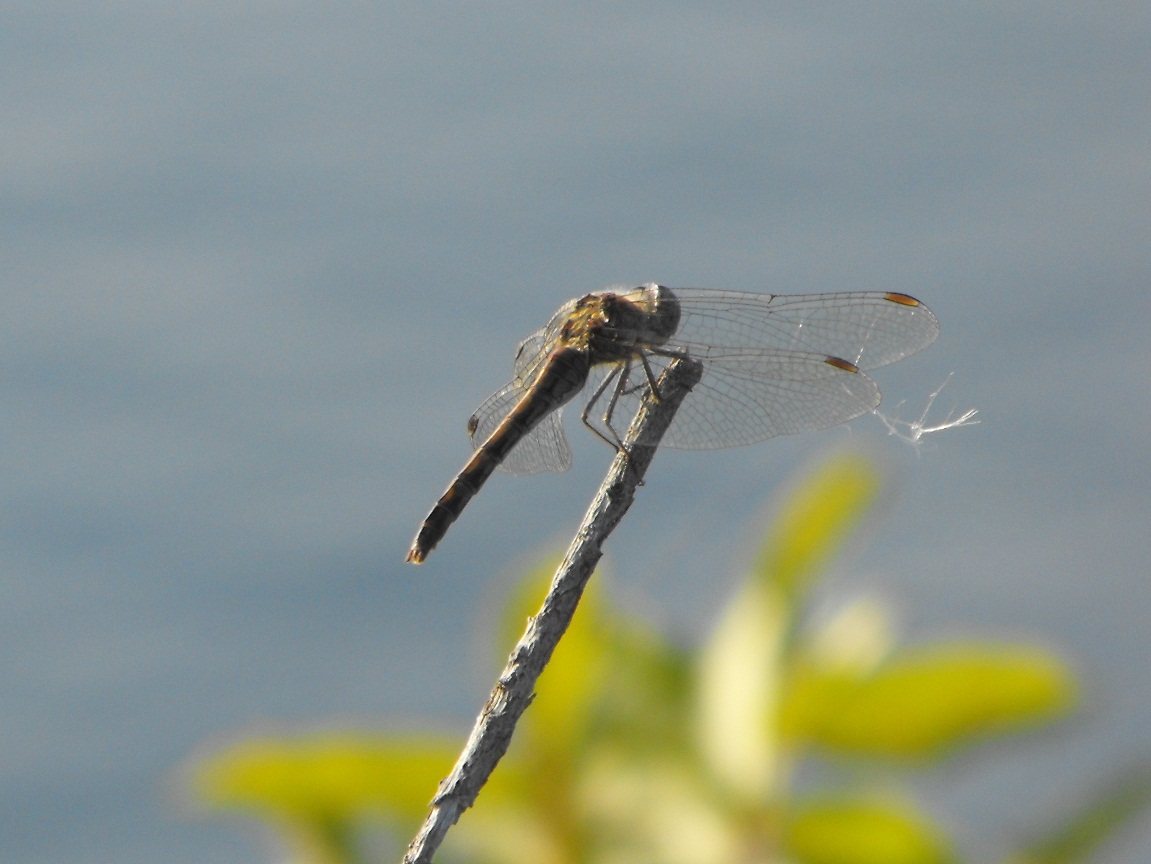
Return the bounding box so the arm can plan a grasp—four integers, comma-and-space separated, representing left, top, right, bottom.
407, 346, 593, 563
406, 447, 505, 564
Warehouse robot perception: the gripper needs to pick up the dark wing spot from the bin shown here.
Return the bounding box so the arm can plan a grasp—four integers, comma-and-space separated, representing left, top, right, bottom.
824, 355, 860, 373
884, 292, 922, 308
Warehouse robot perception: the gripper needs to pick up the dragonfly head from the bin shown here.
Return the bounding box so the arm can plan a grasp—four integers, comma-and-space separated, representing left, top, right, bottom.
619, 283, 681, 345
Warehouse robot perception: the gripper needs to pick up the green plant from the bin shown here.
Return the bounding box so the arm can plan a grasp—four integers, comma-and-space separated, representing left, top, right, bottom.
187, 451, 1144, 864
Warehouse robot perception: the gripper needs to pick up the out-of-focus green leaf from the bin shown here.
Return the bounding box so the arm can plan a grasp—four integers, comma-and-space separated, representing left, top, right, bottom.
695, 453, 882, 800
802, 596, 896, 676
1006, 767, 1151, 864
754, 451, 882, 597
451, 800, 570, 864
594, 613, 693, 753
190, 733, 462, 822
696, 574, 788, 801
577, 751, 737, 864
784, 796, 954, 864
781, 643, 1076, 758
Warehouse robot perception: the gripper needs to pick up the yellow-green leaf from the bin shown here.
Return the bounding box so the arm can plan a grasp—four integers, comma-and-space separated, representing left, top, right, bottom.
594, 614, 693, 753
578, 752, 737, 864
782, 643, 1076, 758
188, 733, 462, 822
785, 796, 953, 864
754, 451, 882, 597
696, 575, 788, 801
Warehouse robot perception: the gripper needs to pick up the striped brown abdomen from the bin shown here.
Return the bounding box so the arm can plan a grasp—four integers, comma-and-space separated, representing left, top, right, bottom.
406, 347, 592, 563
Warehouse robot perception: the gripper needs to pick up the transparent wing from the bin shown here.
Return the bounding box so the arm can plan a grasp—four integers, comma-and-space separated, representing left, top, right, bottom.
664, 289, 939, 370
513, 325, 557, 386
467, 381, 573, 476
587, 349, 881, 450
469, 288, 935, 465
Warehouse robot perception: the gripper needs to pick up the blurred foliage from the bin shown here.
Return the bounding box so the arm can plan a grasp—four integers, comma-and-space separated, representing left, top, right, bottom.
185, 451, 1148, 864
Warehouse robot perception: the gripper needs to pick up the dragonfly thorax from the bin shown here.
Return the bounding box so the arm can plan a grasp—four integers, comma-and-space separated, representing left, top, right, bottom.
553, 284, 682, 365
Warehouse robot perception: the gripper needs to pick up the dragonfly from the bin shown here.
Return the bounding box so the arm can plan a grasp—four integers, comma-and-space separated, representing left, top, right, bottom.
407, 284, 939, 563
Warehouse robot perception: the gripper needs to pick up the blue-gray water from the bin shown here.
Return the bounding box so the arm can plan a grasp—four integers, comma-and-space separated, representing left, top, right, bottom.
3, 4, 1149, 861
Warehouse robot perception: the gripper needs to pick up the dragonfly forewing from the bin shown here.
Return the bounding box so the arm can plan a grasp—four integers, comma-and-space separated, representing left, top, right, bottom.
576, 288, 938, 450
666, 289, 939, 369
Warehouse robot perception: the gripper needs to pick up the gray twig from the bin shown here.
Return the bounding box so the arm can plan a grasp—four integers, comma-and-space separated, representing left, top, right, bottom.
401, 356, 703, 864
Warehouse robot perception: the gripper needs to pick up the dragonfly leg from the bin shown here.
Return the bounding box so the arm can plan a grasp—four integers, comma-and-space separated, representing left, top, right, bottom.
589, 360, 651, 486
605, 351, 671, 441
580, 363, 645, 484
638, 352, 662, 402
581, 363, 625, 452
599, 360, 636, 450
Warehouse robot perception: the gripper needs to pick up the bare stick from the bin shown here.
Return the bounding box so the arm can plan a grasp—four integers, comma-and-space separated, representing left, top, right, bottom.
402, 356, 703, 864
